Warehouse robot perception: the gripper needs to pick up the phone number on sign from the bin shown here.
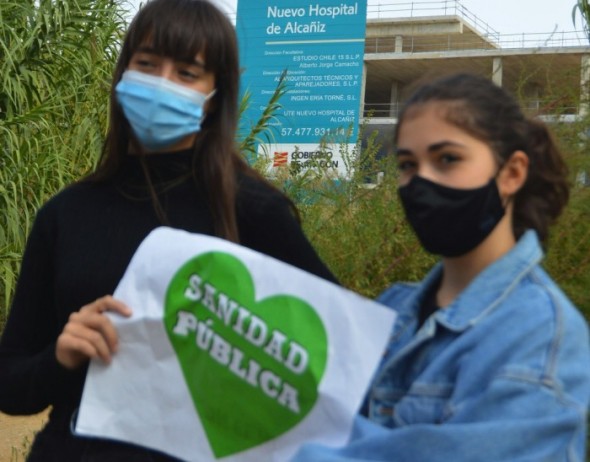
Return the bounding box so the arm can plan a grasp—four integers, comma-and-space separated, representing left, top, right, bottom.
280, 127, 346, 137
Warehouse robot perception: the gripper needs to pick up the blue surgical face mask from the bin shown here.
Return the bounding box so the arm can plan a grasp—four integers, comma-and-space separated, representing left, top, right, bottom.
115, 70, 216, 151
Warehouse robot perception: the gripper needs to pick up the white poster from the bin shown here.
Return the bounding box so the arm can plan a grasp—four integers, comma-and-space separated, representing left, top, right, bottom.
75, 227, 395, 461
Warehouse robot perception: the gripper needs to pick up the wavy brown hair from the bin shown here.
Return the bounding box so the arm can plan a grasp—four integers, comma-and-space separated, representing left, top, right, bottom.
394, 72, 569, 244
88, 0, 270, 242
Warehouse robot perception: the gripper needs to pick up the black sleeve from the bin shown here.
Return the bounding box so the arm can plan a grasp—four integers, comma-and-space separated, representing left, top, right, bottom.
236, 177, 339, 284
0, 206, 82, 415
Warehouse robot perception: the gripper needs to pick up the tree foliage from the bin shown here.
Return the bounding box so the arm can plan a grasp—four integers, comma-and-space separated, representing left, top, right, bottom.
0, 0, 128, 317
572, 0, 590, 37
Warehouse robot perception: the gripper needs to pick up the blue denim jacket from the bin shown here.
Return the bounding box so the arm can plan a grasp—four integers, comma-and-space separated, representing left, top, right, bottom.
293, 231, 590, 461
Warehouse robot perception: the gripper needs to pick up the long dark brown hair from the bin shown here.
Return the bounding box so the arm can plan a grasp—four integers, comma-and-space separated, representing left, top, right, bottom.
88, 0, 274, 242
394, 72, 570, 244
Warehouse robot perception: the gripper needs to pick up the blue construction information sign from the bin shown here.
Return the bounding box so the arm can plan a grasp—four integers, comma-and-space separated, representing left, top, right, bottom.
236, 1, 367, 177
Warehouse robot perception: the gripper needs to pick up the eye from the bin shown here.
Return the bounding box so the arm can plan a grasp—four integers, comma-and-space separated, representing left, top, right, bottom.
130, 53, 159, 71
438, 153, 461, 165
396, 158, 417, 172
178, 68, 200, 81
136, 59, 155, 68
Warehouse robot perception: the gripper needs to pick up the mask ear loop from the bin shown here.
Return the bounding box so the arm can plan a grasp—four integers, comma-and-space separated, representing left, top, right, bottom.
495, 160, 508, 208
200, 89, 217, 126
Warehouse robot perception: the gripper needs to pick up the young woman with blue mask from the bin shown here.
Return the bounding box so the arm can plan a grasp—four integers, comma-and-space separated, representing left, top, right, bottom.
0, 0, 336, 460
292, 73, 590, 461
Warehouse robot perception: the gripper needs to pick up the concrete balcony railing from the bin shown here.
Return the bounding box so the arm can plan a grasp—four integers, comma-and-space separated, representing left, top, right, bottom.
366, 1, 589, 52
363, 100, 581, 119
365, 35, 496, 53
365, 31, 590, 54
363, 103, 404, 119
498, 31, 590, 49
367, 0, 500, 41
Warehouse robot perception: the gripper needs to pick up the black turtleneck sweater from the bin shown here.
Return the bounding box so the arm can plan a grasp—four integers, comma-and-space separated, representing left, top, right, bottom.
0, 150, 336, 461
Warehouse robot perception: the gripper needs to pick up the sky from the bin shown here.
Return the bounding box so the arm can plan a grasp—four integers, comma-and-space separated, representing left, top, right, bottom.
458, 0, 580, 35
204, 0, 583, 36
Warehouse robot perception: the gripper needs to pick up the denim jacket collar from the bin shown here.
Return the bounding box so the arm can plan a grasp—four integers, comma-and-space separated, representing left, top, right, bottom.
404, 230, 544, 333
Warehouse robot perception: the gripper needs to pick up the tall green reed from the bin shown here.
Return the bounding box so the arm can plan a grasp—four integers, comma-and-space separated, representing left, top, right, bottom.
0, 0, 126, 328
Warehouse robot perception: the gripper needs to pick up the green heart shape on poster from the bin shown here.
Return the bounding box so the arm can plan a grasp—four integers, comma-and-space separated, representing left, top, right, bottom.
164, 251, 328, 458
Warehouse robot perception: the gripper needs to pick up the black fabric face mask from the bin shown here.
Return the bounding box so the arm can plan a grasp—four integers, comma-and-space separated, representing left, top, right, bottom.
398, 175, 505, 257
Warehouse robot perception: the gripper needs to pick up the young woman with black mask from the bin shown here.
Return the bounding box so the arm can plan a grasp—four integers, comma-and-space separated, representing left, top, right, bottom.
292, 73, 590, 461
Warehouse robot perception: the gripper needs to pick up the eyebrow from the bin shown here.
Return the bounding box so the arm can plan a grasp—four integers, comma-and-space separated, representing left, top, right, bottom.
396, 140, 466, 156
134, 46, 206, 67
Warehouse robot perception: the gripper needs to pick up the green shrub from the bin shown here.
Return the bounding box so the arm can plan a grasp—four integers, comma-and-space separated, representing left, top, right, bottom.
291, 150, 436, 298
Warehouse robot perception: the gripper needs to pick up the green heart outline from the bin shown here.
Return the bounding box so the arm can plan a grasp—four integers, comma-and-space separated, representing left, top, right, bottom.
164, 251, 328, 458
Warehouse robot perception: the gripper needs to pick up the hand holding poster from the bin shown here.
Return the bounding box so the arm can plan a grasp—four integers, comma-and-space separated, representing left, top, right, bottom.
75, 227, 396, 461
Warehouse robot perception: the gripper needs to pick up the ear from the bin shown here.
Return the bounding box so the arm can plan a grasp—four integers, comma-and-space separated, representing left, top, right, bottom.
497, 150, 529, 198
